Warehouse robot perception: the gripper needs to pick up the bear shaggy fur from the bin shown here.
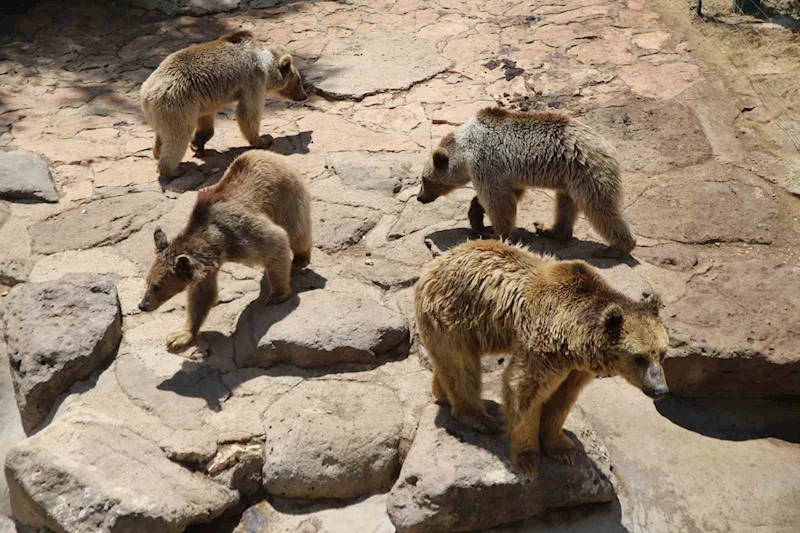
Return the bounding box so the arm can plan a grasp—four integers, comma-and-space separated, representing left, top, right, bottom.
140, 30, 307, 177
414, 240, 669, 476
416, 107, 636, 258
139, 150, 312, 351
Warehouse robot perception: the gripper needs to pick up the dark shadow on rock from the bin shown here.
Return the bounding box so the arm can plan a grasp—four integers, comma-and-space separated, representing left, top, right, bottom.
656, 395, 800, 443
156, 131, 314, 194
424, 227, 639, 268
156, 361, 230, 412
486, 498, 627, 532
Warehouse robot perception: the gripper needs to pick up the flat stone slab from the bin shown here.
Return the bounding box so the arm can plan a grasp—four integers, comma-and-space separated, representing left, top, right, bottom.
2, 274, 121, 430
582, 98, 712, 174
328, 153, 420, 197
235, 493, 394, 533
664, 260, 800, 396
234, 288, 409, 369
313, 199, 382, 253
629, 180, 777, 244
29, 191, 169, 254
387, 404, 615, 532
5, 420, 238, 533
0, 151, 58, 203
304, 33, 451, 100
262, 380, 403, 500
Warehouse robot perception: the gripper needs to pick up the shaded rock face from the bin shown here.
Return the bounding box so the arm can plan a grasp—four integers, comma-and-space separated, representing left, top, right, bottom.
2, 274, 121, 430
0, 151, 58, 203
29, 191, 169, 254
387, 404, 615, 533
130, 0, 278, 16
664, 260, 800, 397
304, 34, 452, 100
262, 380, 404, 500
233, 289, 409, 369
5, 421, 238, 533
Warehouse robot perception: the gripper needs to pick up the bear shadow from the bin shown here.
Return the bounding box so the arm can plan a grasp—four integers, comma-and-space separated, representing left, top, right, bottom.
655, 395, 800, 443
158, 131, 313, 193
425, 227, 639, 268
155, 268, 329, 407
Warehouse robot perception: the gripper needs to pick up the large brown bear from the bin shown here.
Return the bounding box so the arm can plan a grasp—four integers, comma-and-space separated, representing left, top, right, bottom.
414, 240, 669, 476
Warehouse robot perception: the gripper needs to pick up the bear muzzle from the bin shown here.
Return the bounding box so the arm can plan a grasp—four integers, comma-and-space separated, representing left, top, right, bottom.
642, 363, 669, 400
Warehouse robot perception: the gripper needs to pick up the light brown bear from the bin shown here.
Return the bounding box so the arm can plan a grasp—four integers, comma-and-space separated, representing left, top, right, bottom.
414, 240, 668, 476
416, 107, 635, 258
140, 30, 307, 177
138, 150, 312, 351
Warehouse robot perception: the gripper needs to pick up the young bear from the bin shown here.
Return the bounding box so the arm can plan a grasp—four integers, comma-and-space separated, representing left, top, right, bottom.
414, 240, 668, 477
140, 30, 307, 178
138, 150, 312, 351
416, 107, 636, 258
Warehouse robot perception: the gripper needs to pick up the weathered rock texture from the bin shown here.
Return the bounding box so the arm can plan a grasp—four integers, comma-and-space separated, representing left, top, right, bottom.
387, 404, 615, 532
2, 274, 121, 430
262, 380, 403, 500
0, 151, 58, 203
664, 261, 800, 397
131, 0, 278, 16
304, 34, 451, 100
29, 192, 169, 254
234, 289, 409, 369
5, 420, 238, 532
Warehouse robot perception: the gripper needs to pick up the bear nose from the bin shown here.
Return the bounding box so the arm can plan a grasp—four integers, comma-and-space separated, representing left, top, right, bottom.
138, 302, 147, 312
648, 386, 670, 401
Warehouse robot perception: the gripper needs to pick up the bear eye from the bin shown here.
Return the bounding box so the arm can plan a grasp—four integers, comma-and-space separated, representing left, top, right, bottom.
634, 356, 649, 368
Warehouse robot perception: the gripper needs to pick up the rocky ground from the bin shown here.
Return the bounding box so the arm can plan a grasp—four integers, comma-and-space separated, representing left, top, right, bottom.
1, 0, 799, 532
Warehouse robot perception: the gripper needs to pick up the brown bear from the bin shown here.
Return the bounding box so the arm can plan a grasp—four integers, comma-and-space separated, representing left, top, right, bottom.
140, 30, 307, 177
414, 240, 668, 476
138, 150, 312, 351
416, 107, 635, 258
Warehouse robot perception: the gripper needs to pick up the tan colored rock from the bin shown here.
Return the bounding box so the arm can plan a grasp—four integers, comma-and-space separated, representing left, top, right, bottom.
234, 287, 409, 369
417, 20, 469, 41
664, 260, 800, 396
304, 33, 450, 99
633, 31, 672, 50
297, 113, 419, 152
29, 191, 169, 254
432, 101, 493, 125
545, 5, 611, 24
5, 421, 238, 533
352, 103, 427, 132
387, 404, 615, 532
443, 33, 501, 66
262, 380, 404, 499
569, 39, 633, 65
2, 274, 121, 430
618, 61, 700, 99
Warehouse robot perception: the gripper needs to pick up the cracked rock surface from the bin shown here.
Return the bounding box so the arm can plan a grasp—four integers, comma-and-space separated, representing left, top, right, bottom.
1, 0, 799, 531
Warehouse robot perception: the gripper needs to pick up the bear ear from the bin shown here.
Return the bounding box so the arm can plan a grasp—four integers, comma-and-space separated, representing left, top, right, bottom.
154, 227, 168, 252
602, 303, 624, 342
174, 254, 194, 282
432, 148, 449, 171
642, 292, 663, 315
278, 54, 293, 73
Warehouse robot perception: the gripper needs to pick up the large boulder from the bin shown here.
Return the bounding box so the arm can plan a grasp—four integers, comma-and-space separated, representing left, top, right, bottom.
2, 274, 121, 430
387, 404, 615, 532
5, 420, 238, 532
664, 260, 800, 397
262, 380, 404, 500
0, 151, 58, 203
234, 288, 409, 369
304, 34, 451, 100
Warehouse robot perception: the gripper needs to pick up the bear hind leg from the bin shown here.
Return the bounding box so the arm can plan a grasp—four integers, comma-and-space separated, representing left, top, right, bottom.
535, 191, 577, 241
191, 114, 215, 157
157, 123, 193, 178
582, 202, 636, 258
428, 342, 500, 434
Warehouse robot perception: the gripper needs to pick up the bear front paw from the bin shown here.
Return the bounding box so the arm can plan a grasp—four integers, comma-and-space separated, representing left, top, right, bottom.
511, 449, 540, 477
266, 291, 292, 305
543, 433, 578, 466
165, 328, 194, 351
